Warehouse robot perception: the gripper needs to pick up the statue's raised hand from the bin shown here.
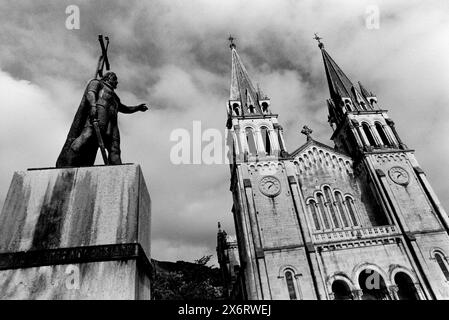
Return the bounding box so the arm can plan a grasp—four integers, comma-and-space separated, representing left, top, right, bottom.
138, 103, 148, 112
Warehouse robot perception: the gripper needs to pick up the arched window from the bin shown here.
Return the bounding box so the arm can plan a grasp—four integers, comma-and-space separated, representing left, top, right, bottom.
332, 280, 353, 300
262, 102, 269, 113
375, 123, 390, 146
232, 103, 240, 116
248, 105, 255, 114
245, 127, 257, 155
358, 269, 389, 300
335, 192, 350, 228
308, 200, 321, 231
345, 196, 359, 226
434, 252, 449, 281
359, 101, 367, 111
362, 123, 376, 146
261, 127, 271, 155
285, 270, 297, 300
395, 272, 419, 300
317, 193, 330, 229
343, 98, 352, 112
324, 186, 340, 228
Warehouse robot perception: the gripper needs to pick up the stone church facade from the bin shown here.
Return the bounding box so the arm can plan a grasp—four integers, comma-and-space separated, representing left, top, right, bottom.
217, 39, 449, 300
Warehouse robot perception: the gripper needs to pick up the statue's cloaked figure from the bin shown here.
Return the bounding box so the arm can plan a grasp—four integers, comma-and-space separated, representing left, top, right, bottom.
56, 72, 148, 167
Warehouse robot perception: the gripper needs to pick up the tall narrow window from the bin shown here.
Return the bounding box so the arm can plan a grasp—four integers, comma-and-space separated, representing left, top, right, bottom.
343, 99, 352, 112
395, 272, 419, 300
335, 192, 350, 228
308, 200, 321, 231
262, 102, 269, 113
362, 123, 376, 146
359, 101, 367, 111
248, 105, 255, 113
261, 127, 271, 155
375, 123, 389, 146
324, 187, 340, 228
285, 270, 297, 300
245, 128, 257, 155
345, 197, 359, 226
232, 104, 240, 116
435, 252, 449, 281
317, 193, 330, 229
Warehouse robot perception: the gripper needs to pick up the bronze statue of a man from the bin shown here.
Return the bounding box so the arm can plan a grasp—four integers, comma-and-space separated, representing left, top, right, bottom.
56, 72, 148, 167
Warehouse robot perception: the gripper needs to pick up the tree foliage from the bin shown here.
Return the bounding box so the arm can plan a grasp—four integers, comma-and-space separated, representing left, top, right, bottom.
152, 256, 223, 300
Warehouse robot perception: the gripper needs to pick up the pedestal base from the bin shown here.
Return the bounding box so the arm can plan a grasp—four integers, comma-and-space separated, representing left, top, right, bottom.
0, 164, 152, 300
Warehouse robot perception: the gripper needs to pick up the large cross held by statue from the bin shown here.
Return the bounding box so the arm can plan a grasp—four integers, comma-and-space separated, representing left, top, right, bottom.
95, 34, 110, 79
93, 34, 111, 164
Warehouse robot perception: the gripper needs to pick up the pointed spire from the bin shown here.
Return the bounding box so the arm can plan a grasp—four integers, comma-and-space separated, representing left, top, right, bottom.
358, 81, 371, 97
318, 38, 371, 113
358, 81, 377, 106
229, 37, 268, 115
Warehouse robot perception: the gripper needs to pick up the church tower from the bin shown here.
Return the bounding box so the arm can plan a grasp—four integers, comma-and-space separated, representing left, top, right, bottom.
220, 36, 449, 300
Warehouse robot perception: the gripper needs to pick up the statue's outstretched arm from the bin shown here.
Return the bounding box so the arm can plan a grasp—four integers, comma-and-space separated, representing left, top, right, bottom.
118, 102, 148, 114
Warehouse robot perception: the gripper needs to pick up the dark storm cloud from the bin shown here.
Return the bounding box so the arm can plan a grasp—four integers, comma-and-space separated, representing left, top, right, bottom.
0, 0, 448, 263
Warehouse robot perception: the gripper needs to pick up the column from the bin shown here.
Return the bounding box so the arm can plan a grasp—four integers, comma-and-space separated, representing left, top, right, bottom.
370, 124, 383, 146
231, 131, 240, 160
294, 274, 304, 300
382, 124, 397, 147
385, 119, 407, 149
243, 179, 271, 299
350, 120, 368, 149
388, 285, 399, 300
237, 125, 248, 154
268, 128, 280, 156
275, 124, 288, 155
351, 289, 363, 300
255, 128, 266, 157
239, 179, 262, 300
414, 282, 426, 300
414, 166, 449, 232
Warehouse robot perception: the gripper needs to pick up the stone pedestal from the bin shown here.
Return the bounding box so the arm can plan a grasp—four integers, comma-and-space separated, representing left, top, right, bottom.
0, 164, 152, 300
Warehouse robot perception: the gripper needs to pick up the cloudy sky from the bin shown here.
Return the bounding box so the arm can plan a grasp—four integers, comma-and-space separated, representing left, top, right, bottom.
0, 0, 448, 265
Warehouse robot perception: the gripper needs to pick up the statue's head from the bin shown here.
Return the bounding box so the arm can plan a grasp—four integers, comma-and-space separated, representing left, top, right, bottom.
102, 72, 118, 89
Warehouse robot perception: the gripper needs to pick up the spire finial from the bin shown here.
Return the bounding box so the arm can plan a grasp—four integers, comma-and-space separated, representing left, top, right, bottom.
313, 33, 324, 49
218, 222, 222, 232
228, 34, 236, 49
301, 125, 313, 141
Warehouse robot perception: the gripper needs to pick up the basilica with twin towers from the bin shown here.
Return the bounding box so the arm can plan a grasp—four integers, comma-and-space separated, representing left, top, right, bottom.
216, 36, 449, 300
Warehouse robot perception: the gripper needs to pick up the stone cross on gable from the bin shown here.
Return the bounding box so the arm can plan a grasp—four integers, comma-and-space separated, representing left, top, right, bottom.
301, 125, 313, 141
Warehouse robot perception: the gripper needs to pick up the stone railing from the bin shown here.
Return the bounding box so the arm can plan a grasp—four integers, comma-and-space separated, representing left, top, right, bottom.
312, 225, 398, 244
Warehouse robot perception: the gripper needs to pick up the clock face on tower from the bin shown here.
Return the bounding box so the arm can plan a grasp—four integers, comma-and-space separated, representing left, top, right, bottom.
388, 166, 409, 185
259, 176, 281, 197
